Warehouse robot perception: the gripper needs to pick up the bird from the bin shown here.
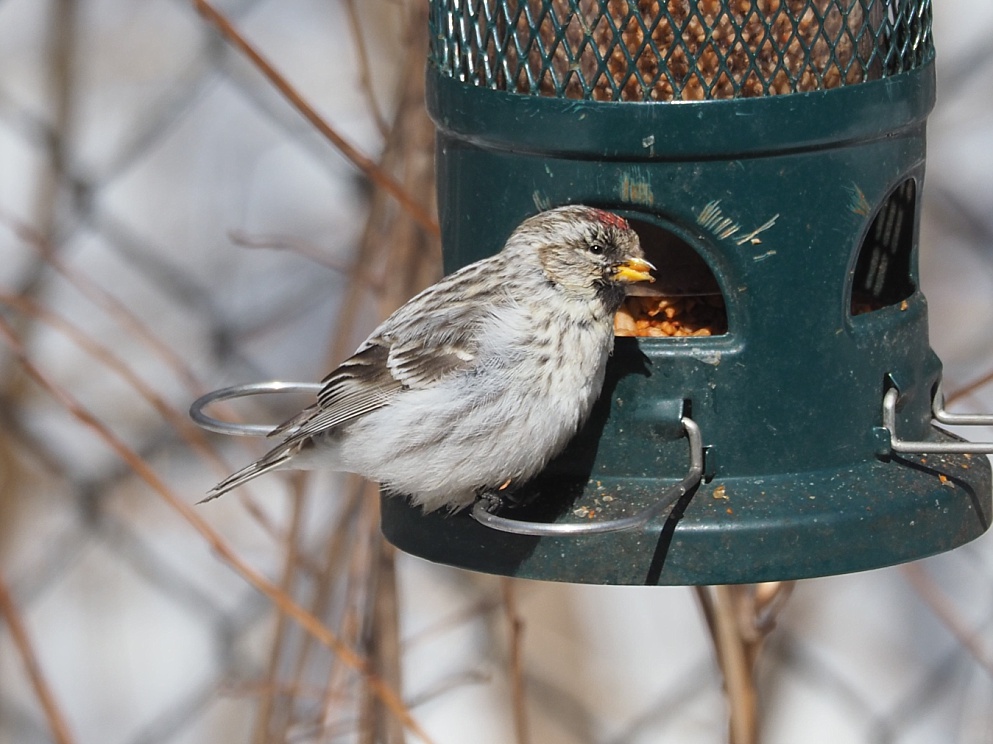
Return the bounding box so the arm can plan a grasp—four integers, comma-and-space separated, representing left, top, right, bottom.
205, 205, 654, 512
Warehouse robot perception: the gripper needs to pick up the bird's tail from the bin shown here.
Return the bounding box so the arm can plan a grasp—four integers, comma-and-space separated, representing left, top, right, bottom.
200, 440, 303, 503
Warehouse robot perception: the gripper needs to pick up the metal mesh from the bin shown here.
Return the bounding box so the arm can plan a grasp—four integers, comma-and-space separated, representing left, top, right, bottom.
428, 0, 934, 100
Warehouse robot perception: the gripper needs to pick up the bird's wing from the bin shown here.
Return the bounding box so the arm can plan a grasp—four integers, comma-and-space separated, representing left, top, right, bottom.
383, 321, 480, 390
269, 342, 402, 438
271, 293, 489, 440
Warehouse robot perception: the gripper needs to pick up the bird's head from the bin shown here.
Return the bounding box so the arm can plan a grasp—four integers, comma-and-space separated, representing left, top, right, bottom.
508, 205, 654, 308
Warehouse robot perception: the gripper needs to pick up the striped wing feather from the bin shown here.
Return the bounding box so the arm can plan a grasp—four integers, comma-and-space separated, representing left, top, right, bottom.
270, 293, 487, 441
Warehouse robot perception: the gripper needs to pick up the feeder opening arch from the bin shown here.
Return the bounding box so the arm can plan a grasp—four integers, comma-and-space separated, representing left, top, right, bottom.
849, 176, 918, 317
614, 215, 730, 341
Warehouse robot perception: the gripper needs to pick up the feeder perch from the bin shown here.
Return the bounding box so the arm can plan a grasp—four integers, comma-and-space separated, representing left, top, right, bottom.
377, 0, 993, 584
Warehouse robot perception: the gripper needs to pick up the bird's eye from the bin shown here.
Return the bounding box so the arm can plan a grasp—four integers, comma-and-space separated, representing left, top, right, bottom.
589, 243, 605, 255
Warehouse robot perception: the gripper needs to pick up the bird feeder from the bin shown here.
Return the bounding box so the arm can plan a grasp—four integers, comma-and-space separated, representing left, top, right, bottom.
378, 0, 993, 584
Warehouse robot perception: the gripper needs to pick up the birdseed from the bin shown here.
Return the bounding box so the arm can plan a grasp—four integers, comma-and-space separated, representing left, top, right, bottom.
614, 293, 727, 337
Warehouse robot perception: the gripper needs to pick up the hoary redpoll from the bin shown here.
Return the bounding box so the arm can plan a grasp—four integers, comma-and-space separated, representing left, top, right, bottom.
205, 205, 653, 511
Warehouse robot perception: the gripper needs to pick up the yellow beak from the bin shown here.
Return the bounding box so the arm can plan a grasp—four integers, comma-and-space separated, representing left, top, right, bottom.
613, 256, 656, 284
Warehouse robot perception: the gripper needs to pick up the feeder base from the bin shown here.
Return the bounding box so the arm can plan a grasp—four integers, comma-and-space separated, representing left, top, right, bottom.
381, 432, 990, 585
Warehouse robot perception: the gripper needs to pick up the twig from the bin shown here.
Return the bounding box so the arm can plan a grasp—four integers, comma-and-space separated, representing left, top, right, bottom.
0, 291, 219, 466
252, 486, 309, 744
694, 583, 794, 744
404, 669, 492, 709
303, 493, 371, 740
320, 484, 381, 739
369, 0, 440, 321
361, 532, 406, 744
228, 230, 386, 292
0, 571, 77, 744
403, 595, 505, 649
0, 210, 204, 395
0, 289, 289, 553
286, 479, 367, 737
192, 3, 439, 739
693, 585, 717, 645
0, 315, 436, 744
2, 217, 315, 552
711, 585, 758, 744
903, 563, 993, 677
16, 0, 76, 301
946, 370, 993, 406
192, 0, 440, 239
342, 0, 390, 138
500, 577, 531, 744
329, 0, 439, 370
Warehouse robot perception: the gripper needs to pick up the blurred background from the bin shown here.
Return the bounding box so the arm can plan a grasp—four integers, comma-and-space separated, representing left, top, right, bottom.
0, 1, 991, 742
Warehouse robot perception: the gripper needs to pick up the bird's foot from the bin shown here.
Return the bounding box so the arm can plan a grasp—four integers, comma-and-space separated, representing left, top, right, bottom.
475, 480, 529, 513
475, 489, 506, 514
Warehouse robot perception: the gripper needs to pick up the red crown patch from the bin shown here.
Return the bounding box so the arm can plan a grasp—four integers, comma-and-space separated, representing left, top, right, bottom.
592, 209, 629, 231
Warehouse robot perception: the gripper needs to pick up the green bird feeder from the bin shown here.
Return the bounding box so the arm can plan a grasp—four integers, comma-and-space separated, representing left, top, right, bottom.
377, 0, 993, 585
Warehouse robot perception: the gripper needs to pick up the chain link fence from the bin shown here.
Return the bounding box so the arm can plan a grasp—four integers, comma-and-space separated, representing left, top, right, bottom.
1, 1, 992, 743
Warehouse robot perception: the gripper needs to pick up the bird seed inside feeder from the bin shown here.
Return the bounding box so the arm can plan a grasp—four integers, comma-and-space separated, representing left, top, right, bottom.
615, 293, 728, 337
494, 0, 883, 102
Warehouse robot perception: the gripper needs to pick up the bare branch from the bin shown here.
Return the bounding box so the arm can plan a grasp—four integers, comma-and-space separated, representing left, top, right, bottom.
501, 578, 531, 744
192, 0, 440, 239
903, 563, 993, 677
0, 315, 436, 744
0, 572, 77, 744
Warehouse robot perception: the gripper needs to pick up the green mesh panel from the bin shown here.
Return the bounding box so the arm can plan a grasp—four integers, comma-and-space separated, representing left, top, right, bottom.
429, 0, 933, 101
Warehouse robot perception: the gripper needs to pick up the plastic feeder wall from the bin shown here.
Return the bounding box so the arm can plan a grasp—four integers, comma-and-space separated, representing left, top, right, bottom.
380, 0, 992, 584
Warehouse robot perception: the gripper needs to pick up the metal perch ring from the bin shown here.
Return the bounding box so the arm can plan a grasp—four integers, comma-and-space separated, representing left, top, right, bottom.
193, 384, 704, 538
471, 416, 703, 536
189, 381, 322, 437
